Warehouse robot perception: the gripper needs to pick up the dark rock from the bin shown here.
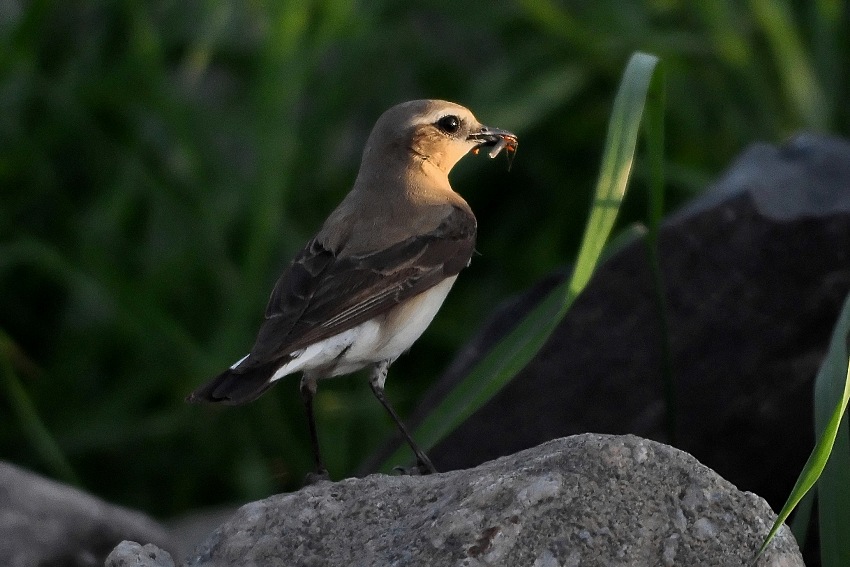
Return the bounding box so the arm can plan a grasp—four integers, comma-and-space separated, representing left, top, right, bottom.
364, 133, 850, 521
105, 541, 174, 567
0, 461, 174, 567
179, 435, 801, 566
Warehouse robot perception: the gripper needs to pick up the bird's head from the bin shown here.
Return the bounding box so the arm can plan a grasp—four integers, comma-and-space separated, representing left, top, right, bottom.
361, 99, 518, 176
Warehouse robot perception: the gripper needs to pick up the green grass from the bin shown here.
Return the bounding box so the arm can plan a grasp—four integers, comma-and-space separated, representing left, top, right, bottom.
1, 3, 848, 545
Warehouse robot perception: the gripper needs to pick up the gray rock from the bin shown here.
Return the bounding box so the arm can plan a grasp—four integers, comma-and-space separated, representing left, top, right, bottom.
105, 541, 175, 567
179, 434, 801, 566
674, 132, 850, 220
0, 461, 174, 567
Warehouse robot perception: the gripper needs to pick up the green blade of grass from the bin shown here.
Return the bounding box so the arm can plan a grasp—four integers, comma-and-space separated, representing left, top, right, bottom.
0, 330, 79, 485
641, 56, 675, 444
379, 52, 665, 471
756, 293, 850, 560
789, 490, 813, 551
814, 296, 850, 565
749, 0, 829, 129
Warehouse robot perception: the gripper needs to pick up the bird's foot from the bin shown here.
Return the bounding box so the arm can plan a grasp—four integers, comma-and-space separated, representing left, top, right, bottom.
392, 458, 438, 476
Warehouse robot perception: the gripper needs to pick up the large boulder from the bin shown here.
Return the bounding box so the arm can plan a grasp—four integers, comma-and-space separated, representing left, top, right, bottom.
0, 461, 174, 567
116, 434, 802, 566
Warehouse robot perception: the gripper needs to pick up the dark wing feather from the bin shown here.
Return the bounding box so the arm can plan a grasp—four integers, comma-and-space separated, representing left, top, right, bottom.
245, 204, 476, 365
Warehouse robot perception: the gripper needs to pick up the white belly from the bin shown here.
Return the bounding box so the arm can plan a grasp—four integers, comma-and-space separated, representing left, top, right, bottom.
265, 275, 458, 381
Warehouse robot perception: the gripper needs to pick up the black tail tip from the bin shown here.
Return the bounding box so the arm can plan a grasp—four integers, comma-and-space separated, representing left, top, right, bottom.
185, 383, 221, 404
185, 365, 277, 406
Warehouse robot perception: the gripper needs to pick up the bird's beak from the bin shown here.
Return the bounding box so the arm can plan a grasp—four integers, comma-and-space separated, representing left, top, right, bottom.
467, 126, 519, 159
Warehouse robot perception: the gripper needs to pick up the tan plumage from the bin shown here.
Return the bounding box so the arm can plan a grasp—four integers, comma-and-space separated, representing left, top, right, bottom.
188, 99, 517, 479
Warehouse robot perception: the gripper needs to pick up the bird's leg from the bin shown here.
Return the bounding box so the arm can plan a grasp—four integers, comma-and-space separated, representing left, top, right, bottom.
300, 374, 330, 483
369, 361, 437, 475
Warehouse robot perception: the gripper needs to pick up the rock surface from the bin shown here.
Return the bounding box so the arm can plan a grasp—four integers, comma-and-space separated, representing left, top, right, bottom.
105, 541, 175, 567
364, 133, 850, 524
170, 434, 801, 566
0, 461, 174, 567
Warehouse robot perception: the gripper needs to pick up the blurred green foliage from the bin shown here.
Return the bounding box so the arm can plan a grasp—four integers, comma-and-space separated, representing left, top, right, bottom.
0, 1, 847, 516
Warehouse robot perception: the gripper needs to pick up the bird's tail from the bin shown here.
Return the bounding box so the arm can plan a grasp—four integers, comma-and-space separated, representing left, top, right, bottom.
186, 361, 279, 405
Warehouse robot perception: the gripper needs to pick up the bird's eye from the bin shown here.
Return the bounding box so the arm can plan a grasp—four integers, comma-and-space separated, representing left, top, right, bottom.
436, 115, 461, 134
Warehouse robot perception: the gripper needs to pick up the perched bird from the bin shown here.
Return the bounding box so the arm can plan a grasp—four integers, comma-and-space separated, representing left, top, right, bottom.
188, 99, 517, 480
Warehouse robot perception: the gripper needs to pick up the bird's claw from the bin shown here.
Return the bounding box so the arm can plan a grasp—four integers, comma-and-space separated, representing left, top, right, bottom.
392, 458, 437, 476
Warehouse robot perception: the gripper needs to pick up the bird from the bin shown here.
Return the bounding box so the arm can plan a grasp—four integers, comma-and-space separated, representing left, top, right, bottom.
187, 99, 518, 480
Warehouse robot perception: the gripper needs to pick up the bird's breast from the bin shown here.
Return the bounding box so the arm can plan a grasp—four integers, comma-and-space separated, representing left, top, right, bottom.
268, 276, 458, 381
371, 274, 458, 362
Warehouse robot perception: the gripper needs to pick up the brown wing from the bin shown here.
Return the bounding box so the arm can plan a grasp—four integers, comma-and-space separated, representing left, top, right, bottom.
240, 205, 476, 367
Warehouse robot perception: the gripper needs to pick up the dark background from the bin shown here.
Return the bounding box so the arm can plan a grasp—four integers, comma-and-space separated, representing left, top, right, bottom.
1, 1, 848, 518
